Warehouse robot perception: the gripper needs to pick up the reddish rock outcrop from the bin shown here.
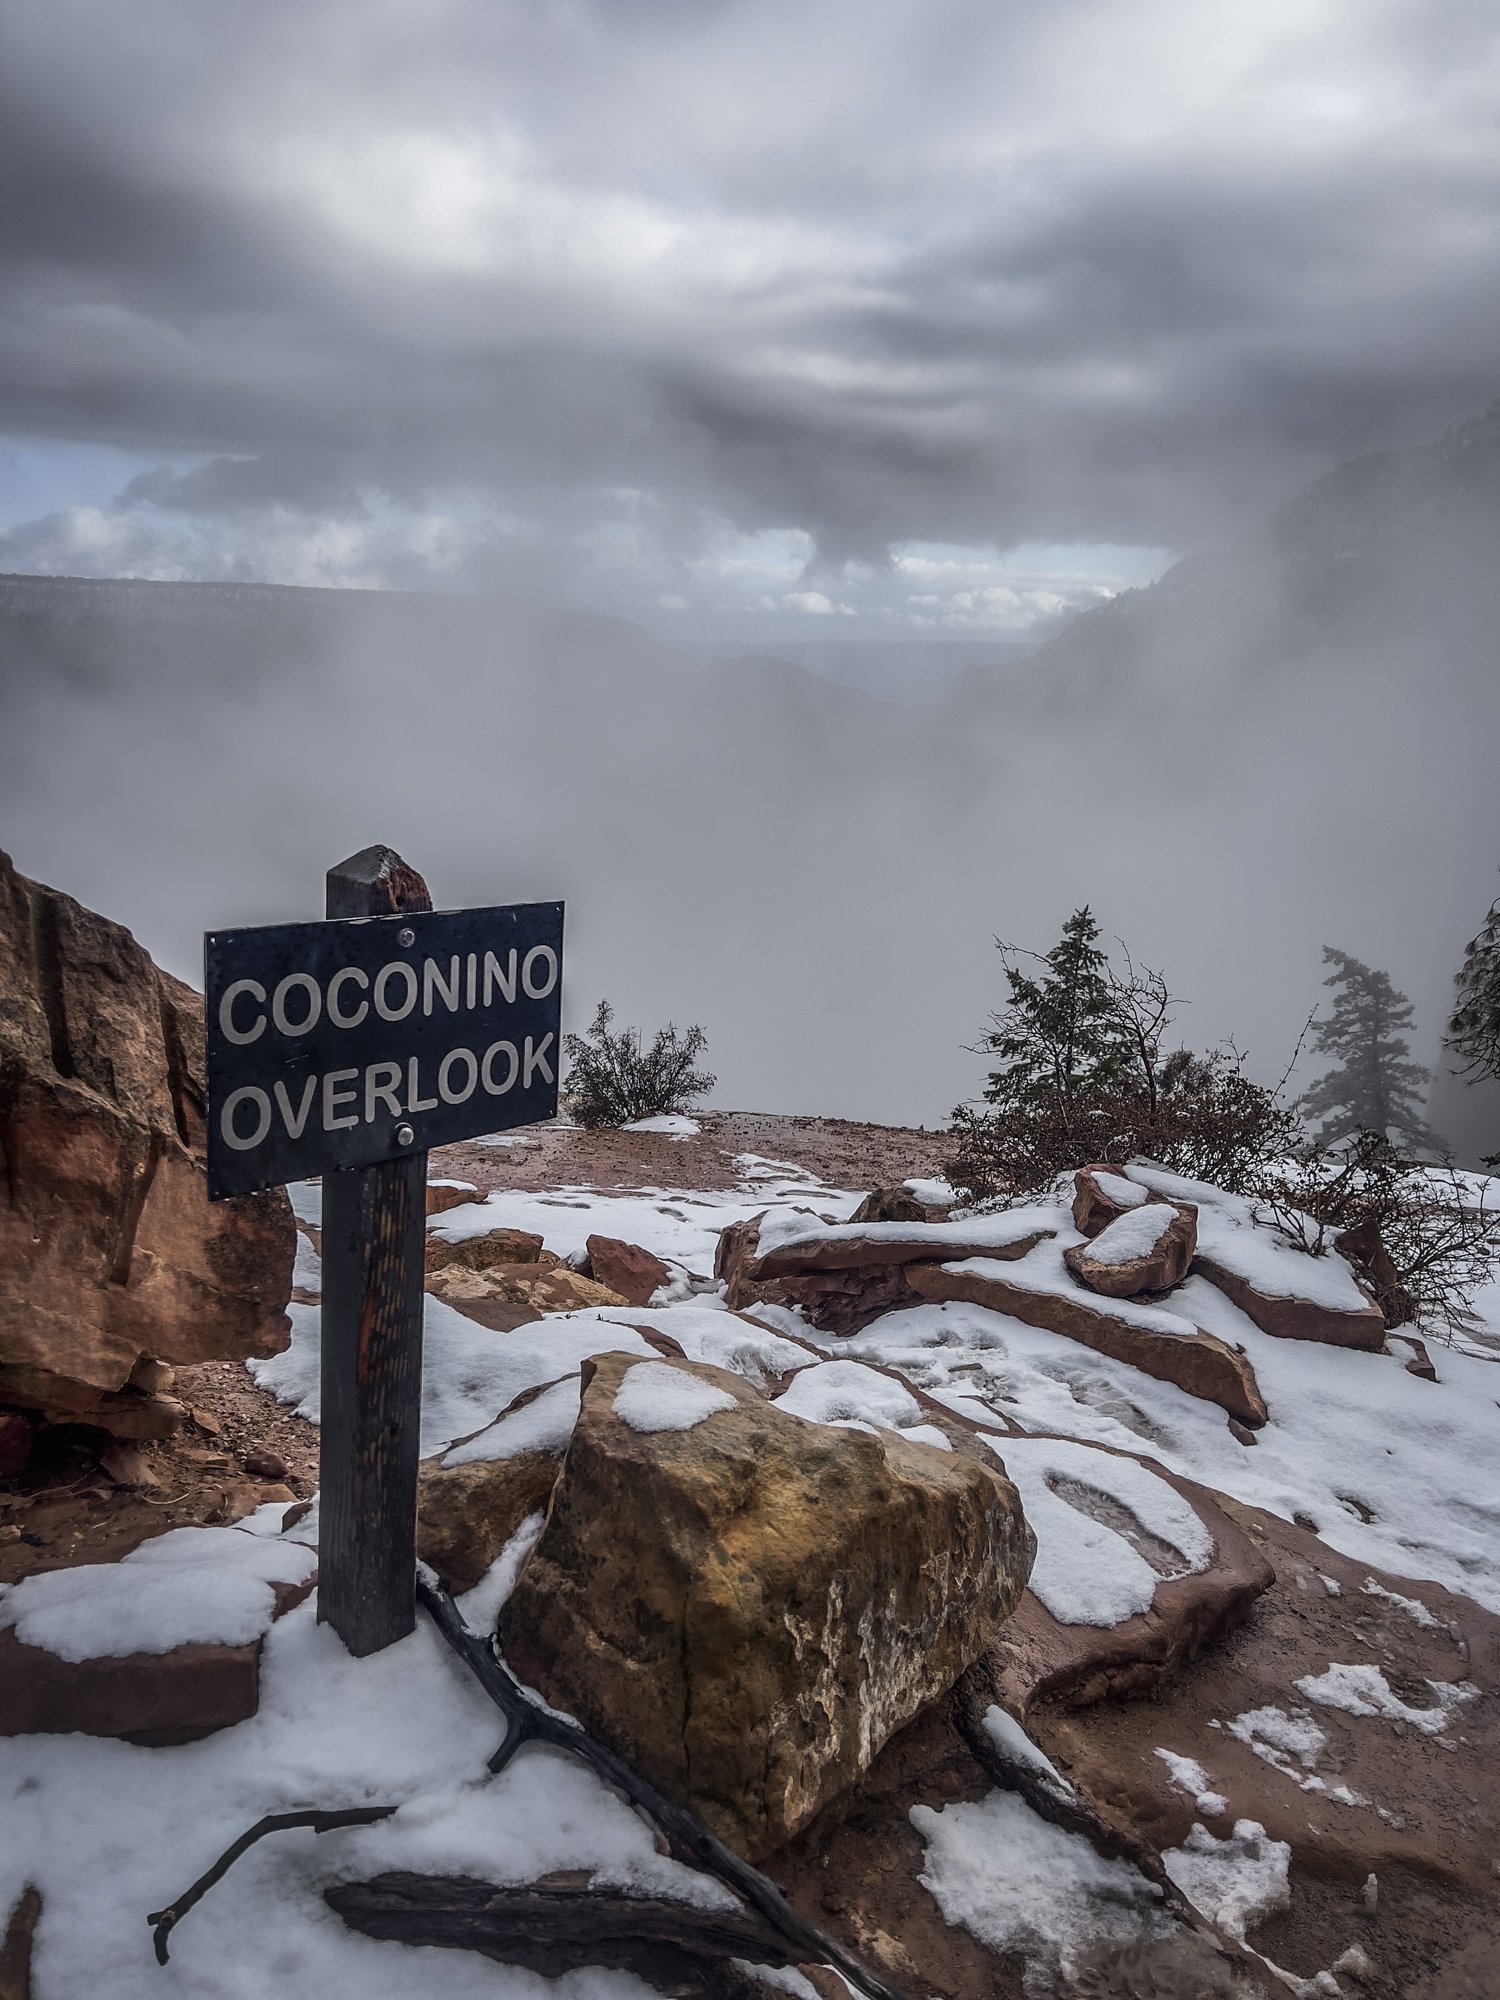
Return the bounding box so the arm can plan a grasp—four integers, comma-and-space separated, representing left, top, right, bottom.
984, 1465, 1276, 1713
500, 1351, 1034, 1860
584, 1235, 673, 1306
0, 852, 294, 1438
716, 1212, 1051, 1336
848, 1184, 927, 1224
425, 1227, 545, 1273
425, 1180, 484, 1217
1072, 1163, 1151, 1238
0, 1627, 262, 1743
1192, 1253, 1387, 1351
1063, 1201, 1197, 1298
907, 1260, 1268, 1427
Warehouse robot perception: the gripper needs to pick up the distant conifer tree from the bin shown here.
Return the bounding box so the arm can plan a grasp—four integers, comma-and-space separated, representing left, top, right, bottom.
1447, 881, 1500, 1086
1300, 948, 1436, 1152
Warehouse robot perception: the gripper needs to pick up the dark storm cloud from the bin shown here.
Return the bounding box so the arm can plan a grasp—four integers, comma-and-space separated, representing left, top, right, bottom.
2, 0, 1498, 579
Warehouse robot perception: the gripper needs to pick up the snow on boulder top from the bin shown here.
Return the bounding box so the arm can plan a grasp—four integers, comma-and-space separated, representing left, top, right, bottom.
623, 1114, 701, 1136
0, 1525, 317, 1662
1093, 1170, 1148, 1209
613, 1358, 739, 1433
1083, 1203, 1177, 1267
442, 1373, 583, 1468
1125, 1164, 1373, 1313
946, 1234, 1205, 1341
753, 1202, 1062, 1268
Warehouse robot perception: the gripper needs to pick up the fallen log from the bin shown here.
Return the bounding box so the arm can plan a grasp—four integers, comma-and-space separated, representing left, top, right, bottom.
326, 1873, 801, 1996
145, 1575, 909, 2000
414, 1570, 910, 2000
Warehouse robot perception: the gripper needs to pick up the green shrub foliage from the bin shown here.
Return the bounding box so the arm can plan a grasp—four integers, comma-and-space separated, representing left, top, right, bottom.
563, 999, 715, 1129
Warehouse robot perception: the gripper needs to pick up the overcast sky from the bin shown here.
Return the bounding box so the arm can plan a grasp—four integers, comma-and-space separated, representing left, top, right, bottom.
2, 0, 1498, 639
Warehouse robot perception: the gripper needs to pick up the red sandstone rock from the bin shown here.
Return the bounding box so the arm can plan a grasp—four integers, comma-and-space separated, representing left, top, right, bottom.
1063, 1202, 1197, 1298
0, 852, 294, 1433
425, 1180, 485, 1217
0, 1627, 262, 1743
1072, 1164, 1152, 1238
584, 1235, 673, 1306
1193, 1253, 1387, 1351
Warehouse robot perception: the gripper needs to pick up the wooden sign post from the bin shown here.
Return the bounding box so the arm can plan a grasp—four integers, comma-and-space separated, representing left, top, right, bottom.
319, 845, 432, 1654
203, 844, 564, 1657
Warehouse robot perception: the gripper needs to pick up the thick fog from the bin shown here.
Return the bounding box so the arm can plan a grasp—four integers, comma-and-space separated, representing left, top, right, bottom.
2, 1, 1499, 1137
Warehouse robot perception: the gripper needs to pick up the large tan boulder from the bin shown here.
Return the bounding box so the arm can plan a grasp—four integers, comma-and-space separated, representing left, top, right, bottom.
0, 853, 294, 1431
500, 1351, 1034, 1860
426, 1262, 626, 1331
425, 1227, 545, 1273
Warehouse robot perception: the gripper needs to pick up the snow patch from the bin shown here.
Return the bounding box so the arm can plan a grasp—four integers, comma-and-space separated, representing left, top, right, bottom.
773, 1360, 951, 1449
622, 1114, 700, 1137
981, 1434, 1213, 1627
912, 1789, 1166, 1975
1163, 1819, 1291, 1942
1092, 1170, 1148, 1209
1293, 1662, 1479, 1734
983, 1706, 1074, 1801
1083, 1203, 1175, 1266
0, 1526, 316, 1662
612, 1360, 738, 1433
1155, 1749, 1228, 1817
441, 1375, 582, 1468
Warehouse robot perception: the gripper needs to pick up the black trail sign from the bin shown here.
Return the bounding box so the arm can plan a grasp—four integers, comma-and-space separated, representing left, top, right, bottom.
205, 897, 564, 1199
204, 843, 564, 1657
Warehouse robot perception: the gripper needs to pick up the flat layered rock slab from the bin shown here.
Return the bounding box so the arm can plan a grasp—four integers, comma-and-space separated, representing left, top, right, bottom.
1194, 1254, 1388, 1351
0, 1627, 261, 1743
908, 1250, 1268, 1429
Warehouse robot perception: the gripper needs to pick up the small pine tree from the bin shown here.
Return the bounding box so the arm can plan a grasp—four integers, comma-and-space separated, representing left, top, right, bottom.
1447, 882, 1500, 1084
1299, 948, 1436, 1153
979, 907, 1133, 1124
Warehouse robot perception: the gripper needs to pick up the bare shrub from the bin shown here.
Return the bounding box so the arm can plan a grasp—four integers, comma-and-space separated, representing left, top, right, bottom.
1250, 1132, 1500, 1339
562, 999, 715, 1129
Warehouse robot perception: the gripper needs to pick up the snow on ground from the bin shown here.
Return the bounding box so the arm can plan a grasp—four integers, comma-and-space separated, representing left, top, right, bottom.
0, 1515, 683, 2000
1155, 1749, 1228, 1818
425, 1154, 864, 1275
1161, 1820, 1291, 1943
14, 1150, 1500, 1996
835, 1279, 1500, 1611
0, 1527, 317, 1661
621, 1114, 700, 1137
911, 1788, 1169, 1975
772, 1359, 952, 1451
978, 1434, 1213, 1627
1292, 1663, 1479, 1734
